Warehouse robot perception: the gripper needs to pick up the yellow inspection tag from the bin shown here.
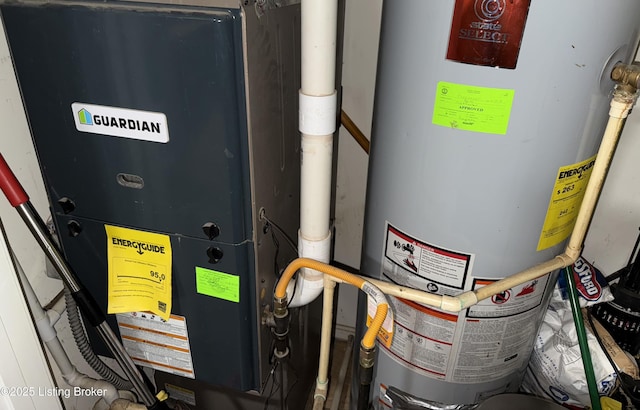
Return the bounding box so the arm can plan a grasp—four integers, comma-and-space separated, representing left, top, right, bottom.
432, 81, 515, 135
105, 225, 172, 320
537, 155, 596, 251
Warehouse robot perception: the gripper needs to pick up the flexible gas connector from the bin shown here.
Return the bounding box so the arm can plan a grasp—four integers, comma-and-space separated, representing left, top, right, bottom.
274, 258, 389, 350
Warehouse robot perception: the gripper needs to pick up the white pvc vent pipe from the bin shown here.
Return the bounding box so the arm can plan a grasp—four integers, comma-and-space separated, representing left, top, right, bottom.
287, 0, 339, 308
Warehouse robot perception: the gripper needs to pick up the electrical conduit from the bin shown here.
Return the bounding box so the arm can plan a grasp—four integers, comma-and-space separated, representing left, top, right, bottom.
64, 286, 133, 390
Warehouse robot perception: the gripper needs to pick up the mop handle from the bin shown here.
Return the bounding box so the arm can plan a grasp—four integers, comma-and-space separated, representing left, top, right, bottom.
0, 154, 29, 207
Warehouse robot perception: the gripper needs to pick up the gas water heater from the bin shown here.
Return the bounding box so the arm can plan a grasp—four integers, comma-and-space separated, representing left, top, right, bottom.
359, 0, 640, 406
1, 0, 315, 408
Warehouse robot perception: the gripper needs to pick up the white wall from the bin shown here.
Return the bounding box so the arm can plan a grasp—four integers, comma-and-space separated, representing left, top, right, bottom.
0, 225, 63, 410
332, 0, 383, 333
583, 105, 640, 272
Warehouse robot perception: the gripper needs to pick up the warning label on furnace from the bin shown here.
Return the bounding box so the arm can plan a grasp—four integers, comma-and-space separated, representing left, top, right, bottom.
383, 223, 473, 291
105, 225, 172, 320
117, 312, 195, 379
537, 155, 596, 250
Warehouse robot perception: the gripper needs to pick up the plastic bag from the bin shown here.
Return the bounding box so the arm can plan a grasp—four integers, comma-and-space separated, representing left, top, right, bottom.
520, 258, 615, 407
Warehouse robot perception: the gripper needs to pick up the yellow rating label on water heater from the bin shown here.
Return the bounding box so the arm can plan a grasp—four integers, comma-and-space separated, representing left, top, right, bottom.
537, 155, 596, 251
105, 225, 172, 320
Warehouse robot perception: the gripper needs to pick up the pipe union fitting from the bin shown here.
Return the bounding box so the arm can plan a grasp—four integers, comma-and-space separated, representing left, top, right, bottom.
359, 345, 376, 368
273, 296, 288, 318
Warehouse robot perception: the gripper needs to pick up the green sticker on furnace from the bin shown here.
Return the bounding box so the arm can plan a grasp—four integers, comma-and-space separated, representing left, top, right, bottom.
195, 267, 240, 303
432, 81, 515, 135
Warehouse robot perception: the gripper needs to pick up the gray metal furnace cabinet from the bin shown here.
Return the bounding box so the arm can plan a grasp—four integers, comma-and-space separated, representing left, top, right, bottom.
1, 0, 305, 403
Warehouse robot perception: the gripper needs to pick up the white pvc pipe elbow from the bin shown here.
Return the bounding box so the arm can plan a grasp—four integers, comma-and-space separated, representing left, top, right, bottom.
286, 231, 331, 307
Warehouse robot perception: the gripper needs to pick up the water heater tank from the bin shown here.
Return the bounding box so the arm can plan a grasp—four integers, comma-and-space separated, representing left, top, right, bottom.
359, 0, 640, 406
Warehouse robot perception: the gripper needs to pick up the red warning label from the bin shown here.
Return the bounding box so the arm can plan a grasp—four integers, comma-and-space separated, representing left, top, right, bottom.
447, 0, 532, 69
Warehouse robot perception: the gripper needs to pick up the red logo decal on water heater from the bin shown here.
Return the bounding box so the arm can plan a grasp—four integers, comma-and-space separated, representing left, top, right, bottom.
447, 0, 531, 69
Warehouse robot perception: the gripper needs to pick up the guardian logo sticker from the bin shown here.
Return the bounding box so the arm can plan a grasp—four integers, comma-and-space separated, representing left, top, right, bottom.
78, 108, 93, 125
72, 102, 169, 143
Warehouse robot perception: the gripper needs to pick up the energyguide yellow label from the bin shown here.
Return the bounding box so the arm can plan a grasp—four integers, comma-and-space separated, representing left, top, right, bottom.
537, 155, 596, 251
105, 225, 172, 320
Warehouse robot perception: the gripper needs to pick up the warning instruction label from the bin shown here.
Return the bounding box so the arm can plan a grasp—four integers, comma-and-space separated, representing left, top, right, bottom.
382, 297, 458, 379
451, 307, 541, 383
377, 223, 551, 385
117, 312, 195, 379
384, 223, 473, 291
467, 275, 550, 318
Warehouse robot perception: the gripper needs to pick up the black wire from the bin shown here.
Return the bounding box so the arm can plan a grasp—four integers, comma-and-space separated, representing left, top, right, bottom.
283, 361, 299, 405
266, 219, 298, 306
286, 273, 298, 308
263, 360, 281, 410
262, 214, 299, 306
271, 225, 281, 278
263, 215, 298, 253
260, 341, 277, 395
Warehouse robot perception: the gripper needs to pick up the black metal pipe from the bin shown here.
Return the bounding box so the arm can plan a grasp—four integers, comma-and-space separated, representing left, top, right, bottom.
357, 345, 375, 410
273, 297, 290, 358
357, 381, 371, 410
